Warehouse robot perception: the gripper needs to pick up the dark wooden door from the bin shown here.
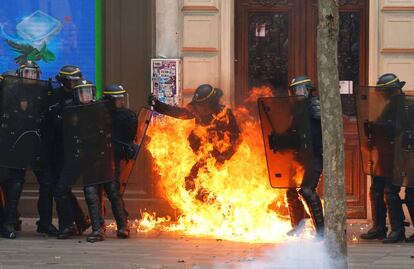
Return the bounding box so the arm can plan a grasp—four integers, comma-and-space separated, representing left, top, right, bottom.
235, 0, 368, 218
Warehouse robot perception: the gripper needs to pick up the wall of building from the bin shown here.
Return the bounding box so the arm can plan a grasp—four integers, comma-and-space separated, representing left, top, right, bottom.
370, 0, 414, 89
155, 0, 234, 106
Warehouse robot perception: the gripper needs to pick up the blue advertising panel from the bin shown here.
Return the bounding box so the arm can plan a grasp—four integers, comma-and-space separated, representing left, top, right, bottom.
0, 0, 100, 85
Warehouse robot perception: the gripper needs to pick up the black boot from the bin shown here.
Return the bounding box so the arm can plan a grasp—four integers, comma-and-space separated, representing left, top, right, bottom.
105, 182, 129, 239
36, 220, 58, 236
70, 192, 90, 235
360, 226, 387, 240
360, 185, 387, 240
55, 184, 75, 239
36, 178, 54, 232
57, 225, 78, 240
300, 187, 324, 237
383, 187, 405, 244
286, 188, 306, 236
84, 185, 105, 243
1, 180, 23, 239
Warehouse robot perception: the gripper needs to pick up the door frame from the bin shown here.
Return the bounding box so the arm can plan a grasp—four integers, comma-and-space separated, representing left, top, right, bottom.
234, 0, 369, 219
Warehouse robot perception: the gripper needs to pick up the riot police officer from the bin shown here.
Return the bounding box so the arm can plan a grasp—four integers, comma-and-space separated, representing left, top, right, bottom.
359, 73, 413, 243
83, 83, 134, 243
148, 84, 241, 201
0, 62, 58, 239
285, 76, 324, 237
48, 66, 90, 239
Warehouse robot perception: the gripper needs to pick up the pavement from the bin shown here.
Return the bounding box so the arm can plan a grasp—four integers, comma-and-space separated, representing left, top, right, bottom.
0, 219, 414, 269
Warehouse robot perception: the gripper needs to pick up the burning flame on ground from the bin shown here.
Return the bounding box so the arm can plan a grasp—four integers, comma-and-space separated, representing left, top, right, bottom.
136, 86, 311, 243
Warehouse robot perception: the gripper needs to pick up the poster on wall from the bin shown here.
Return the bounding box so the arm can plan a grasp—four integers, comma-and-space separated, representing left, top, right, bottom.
0, 0, 103, 90
151, 59, 182, 107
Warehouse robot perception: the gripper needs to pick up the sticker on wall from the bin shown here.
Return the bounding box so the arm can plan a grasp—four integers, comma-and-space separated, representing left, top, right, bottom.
151, 59, 182, 107
339, 80, 354, 94
255, 23, 266, 37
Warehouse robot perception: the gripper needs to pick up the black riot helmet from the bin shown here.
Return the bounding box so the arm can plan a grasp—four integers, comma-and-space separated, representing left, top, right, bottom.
72, 79, 96, 105
17, 61, 41, 80
289, 75, 315, 98
376, 73, 405, 91
191, 84, 223, 105
56, 65, 83, 90
189, 84, 223, 116
103, 83, 129, 109
0, 70, 17, 81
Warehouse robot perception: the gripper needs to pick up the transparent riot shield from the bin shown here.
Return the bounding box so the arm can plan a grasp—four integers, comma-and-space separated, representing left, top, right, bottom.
393, 94, 414, 187
356, 86, 397, 177
118, 107, 153, 194
258, 96, 314, 188
62, 101, 115, 186
0, 76, 56, 170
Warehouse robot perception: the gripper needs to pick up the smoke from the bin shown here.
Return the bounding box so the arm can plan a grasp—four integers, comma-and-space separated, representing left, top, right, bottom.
214, 236, 346, 269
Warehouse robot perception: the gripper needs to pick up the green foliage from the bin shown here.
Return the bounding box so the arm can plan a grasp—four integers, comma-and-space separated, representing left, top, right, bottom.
6, 40, 56, 65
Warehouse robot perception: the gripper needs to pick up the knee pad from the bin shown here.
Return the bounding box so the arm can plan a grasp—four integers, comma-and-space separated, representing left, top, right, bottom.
84, 185, 100, 205
299, 186, 317, 201
54, 184, 70, 200
105, 182, 120, 201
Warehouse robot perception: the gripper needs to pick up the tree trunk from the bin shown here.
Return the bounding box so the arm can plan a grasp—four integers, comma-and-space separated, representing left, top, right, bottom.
317, 0, 348, 267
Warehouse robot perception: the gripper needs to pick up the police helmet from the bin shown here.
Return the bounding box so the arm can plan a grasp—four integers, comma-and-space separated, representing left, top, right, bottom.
73, 80, 96, 104
289, 75, 314, 97
0, 71, 17, 81
103, 83, 129, 108
191, 84, 223, 104
56, 65, 83, 90
376, 73, 405, 89
17, 61, 40, 80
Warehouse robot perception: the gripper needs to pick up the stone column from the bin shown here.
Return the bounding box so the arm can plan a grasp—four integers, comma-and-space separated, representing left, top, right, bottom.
155, 0, 182, 58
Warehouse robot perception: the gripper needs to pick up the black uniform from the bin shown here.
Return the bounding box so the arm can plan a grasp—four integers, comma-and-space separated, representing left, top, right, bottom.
46, 90, 90, 238
83, 84, 135, 242
150, 84, 241, 200
359, 73, 413, 243
0, 68, 56, 238
286, 94, 324, 237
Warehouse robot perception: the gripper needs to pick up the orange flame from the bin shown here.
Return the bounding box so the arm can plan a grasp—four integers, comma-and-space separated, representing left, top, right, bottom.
145, 87, 301, 243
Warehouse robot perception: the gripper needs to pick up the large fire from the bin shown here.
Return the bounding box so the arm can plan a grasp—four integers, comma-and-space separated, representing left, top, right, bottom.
142, 86, 302, 243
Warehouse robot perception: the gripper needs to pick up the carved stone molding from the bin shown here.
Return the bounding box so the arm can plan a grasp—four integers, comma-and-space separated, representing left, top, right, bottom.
248, 0, 289, 6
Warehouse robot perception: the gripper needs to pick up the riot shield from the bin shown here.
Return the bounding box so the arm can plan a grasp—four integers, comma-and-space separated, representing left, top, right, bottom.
62, 101, 115, 186
119, 107, 153, 194
0, 75, 56, 170
356, 86, 397, 177
393, 94, 414, 187
258, 96, 314, 188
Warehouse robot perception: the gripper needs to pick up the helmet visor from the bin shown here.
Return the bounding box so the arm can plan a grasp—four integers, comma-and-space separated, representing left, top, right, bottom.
113, 93, 129, 109
77, 86, 95, 104
291, 84, 308, 97
20, 67, 39, 80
